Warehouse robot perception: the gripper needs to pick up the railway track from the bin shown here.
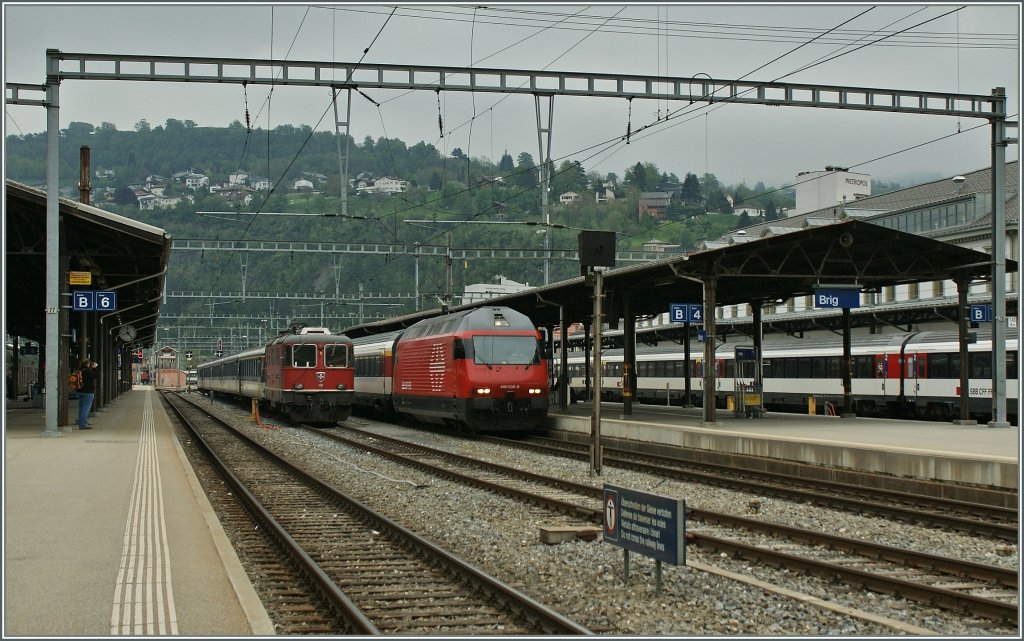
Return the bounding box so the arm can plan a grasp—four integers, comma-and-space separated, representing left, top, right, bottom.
162, 392, 591, 635
307, 421, 1018, 624
483, 434, 1019, 541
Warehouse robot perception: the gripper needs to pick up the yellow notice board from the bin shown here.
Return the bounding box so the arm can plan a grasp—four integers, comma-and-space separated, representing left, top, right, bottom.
69, 271, 92, 285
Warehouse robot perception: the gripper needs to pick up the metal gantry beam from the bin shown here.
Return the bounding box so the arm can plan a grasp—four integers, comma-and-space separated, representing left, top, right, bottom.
169, 238, 671, 263
30, 52, 1004, 120
164, 290, 416, 302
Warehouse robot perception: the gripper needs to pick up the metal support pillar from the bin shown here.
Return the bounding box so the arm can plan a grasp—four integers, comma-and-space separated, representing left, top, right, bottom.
358, 283, 365, 325
332, 88, 353, 217
622, 292, 635, 416
558, 307, 568, 410
955, 278, 975, 424
591, 269, 604, 475
414, 243, 421, 311
43, 58, 61, 437
989, 90, 1012, 428
59, 220, 70, 429
535, 94, 554, 285
701, 278, 717, 425
841, 307, 855, 417
444, 233, 453, 310
582, 321, 591, 401
752, 302, 764, 415
239, 253, 248, 299
682, 323, 692, 406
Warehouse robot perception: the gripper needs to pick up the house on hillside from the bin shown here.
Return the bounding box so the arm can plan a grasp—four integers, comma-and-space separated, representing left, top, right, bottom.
373, 176, 409, 194
656, 182, 683, 200
210, 184, 255, 205
293, 178, 315, 192
559, 191, 582, 205
228, 170, 248, 185
596, 184, 616, 204
638, 192, 672, 221
249, 176, 271, 191
184, 172, 209, 190
223, 189, 255, 207
356, 176, 408, 195
641, 238, 680, 252
137, 192, 193, 210
733, 206, 764, 217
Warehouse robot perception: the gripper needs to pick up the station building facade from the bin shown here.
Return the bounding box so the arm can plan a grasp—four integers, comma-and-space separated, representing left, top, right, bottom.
636, 160, 1019, 338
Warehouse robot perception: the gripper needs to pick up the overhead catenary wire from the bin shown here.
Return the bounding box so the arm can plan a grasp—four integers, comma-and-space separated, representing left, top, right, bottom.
205, 6, 397, 294
186, 4, 1007, 292
320, 4, 1016, 49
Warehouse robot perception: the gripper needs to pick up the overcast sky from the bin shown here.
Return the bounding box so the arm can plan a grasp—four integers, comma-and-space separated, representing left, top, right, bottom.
3, 3, 1020, 188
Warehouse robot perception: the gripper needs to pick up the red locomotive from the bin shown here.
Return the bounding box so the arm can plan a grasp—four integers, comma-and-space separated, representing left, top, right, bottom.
352, 306, 550, 432
197, 325, 354, 424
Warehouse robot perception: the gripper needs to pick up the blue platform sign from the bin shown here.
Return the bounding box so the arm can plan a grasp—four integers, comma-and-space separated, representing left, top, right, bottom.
72, 290, 117, 311
735, 346, 757, 361
969, 304, 992, 322
95, 291, 117, 311
813, 288, 860, 309
669, 303, 704, 324
603, 484, 686, 566
72, 290, 95, 311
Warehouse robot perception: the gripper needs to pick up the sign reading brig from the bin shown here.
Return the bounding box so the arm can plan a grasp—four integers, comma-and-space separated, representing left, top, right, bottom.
813, 285, 861, 309
603, 484, 686, 565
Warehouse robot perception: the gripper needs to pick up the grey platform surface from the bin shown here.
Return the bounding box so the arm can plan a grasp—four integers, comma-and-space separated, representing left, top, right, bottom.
550, 402, 1020, 489
3, 387, 274, 636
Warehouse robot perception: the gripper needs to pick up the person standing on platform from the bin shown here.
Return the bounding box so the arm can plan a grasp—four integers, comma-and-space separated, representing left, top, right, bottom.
77, 359, 98, 430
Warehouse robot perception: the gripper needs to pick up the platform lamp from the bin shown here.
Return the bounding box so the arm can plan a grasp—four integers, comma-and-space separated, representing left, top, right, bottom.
578, 230, 615, 476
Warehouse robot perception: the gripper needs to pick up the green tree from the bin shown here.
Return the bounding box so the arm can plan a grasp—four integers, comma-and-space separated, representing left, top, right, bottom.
498, 151, 514, 173
680, 173, 702, 203
625, 161, 648, 190
512, 152, 538, 190
551, 160, 587, 196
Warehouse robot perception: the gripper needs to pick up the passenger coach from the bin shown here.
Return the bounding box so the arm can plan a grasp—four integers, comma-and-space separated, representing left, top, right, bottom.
562, 330, 1017, 423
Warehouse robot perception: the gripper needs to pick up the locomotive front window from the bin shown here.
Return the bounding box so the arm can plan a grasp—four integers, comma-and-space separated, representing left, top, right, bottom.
325, 344, 350, 368
291, 344, 317, 368
472, 335, 539, 366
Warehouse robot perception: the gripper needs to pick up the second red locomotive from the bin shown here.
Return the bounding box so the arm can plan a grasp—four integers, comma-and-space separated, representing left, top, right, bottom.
352, 306, 550, 432
197, 325, 355, 424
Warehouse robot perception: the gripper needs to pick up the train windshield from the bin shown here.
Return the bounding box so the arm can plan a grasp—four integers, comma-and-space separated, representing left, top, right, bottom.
290, 344, 317, 368
472, 335, 539, 366
325, 344, 350, 368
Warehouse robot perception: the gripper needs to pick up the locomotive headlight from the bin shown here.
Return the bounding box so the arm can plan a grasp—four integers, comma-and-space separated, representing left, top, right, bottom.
529, 388, 542, 395
475, 387, 491, 395
293, 383, 305, 390
336, 383, 347, 390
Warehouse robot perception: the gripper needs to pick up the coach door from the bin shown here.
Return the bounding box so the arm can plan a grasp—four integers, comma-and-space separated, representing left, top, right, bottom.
904, 352, 920, 404
874, 354, 889, 398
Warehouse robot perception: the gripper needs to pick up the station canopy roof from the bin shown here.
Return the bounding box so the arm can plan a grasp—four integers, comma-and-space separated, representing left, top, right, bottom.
5, 180, 172, 347
342, 218, 1014, 338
